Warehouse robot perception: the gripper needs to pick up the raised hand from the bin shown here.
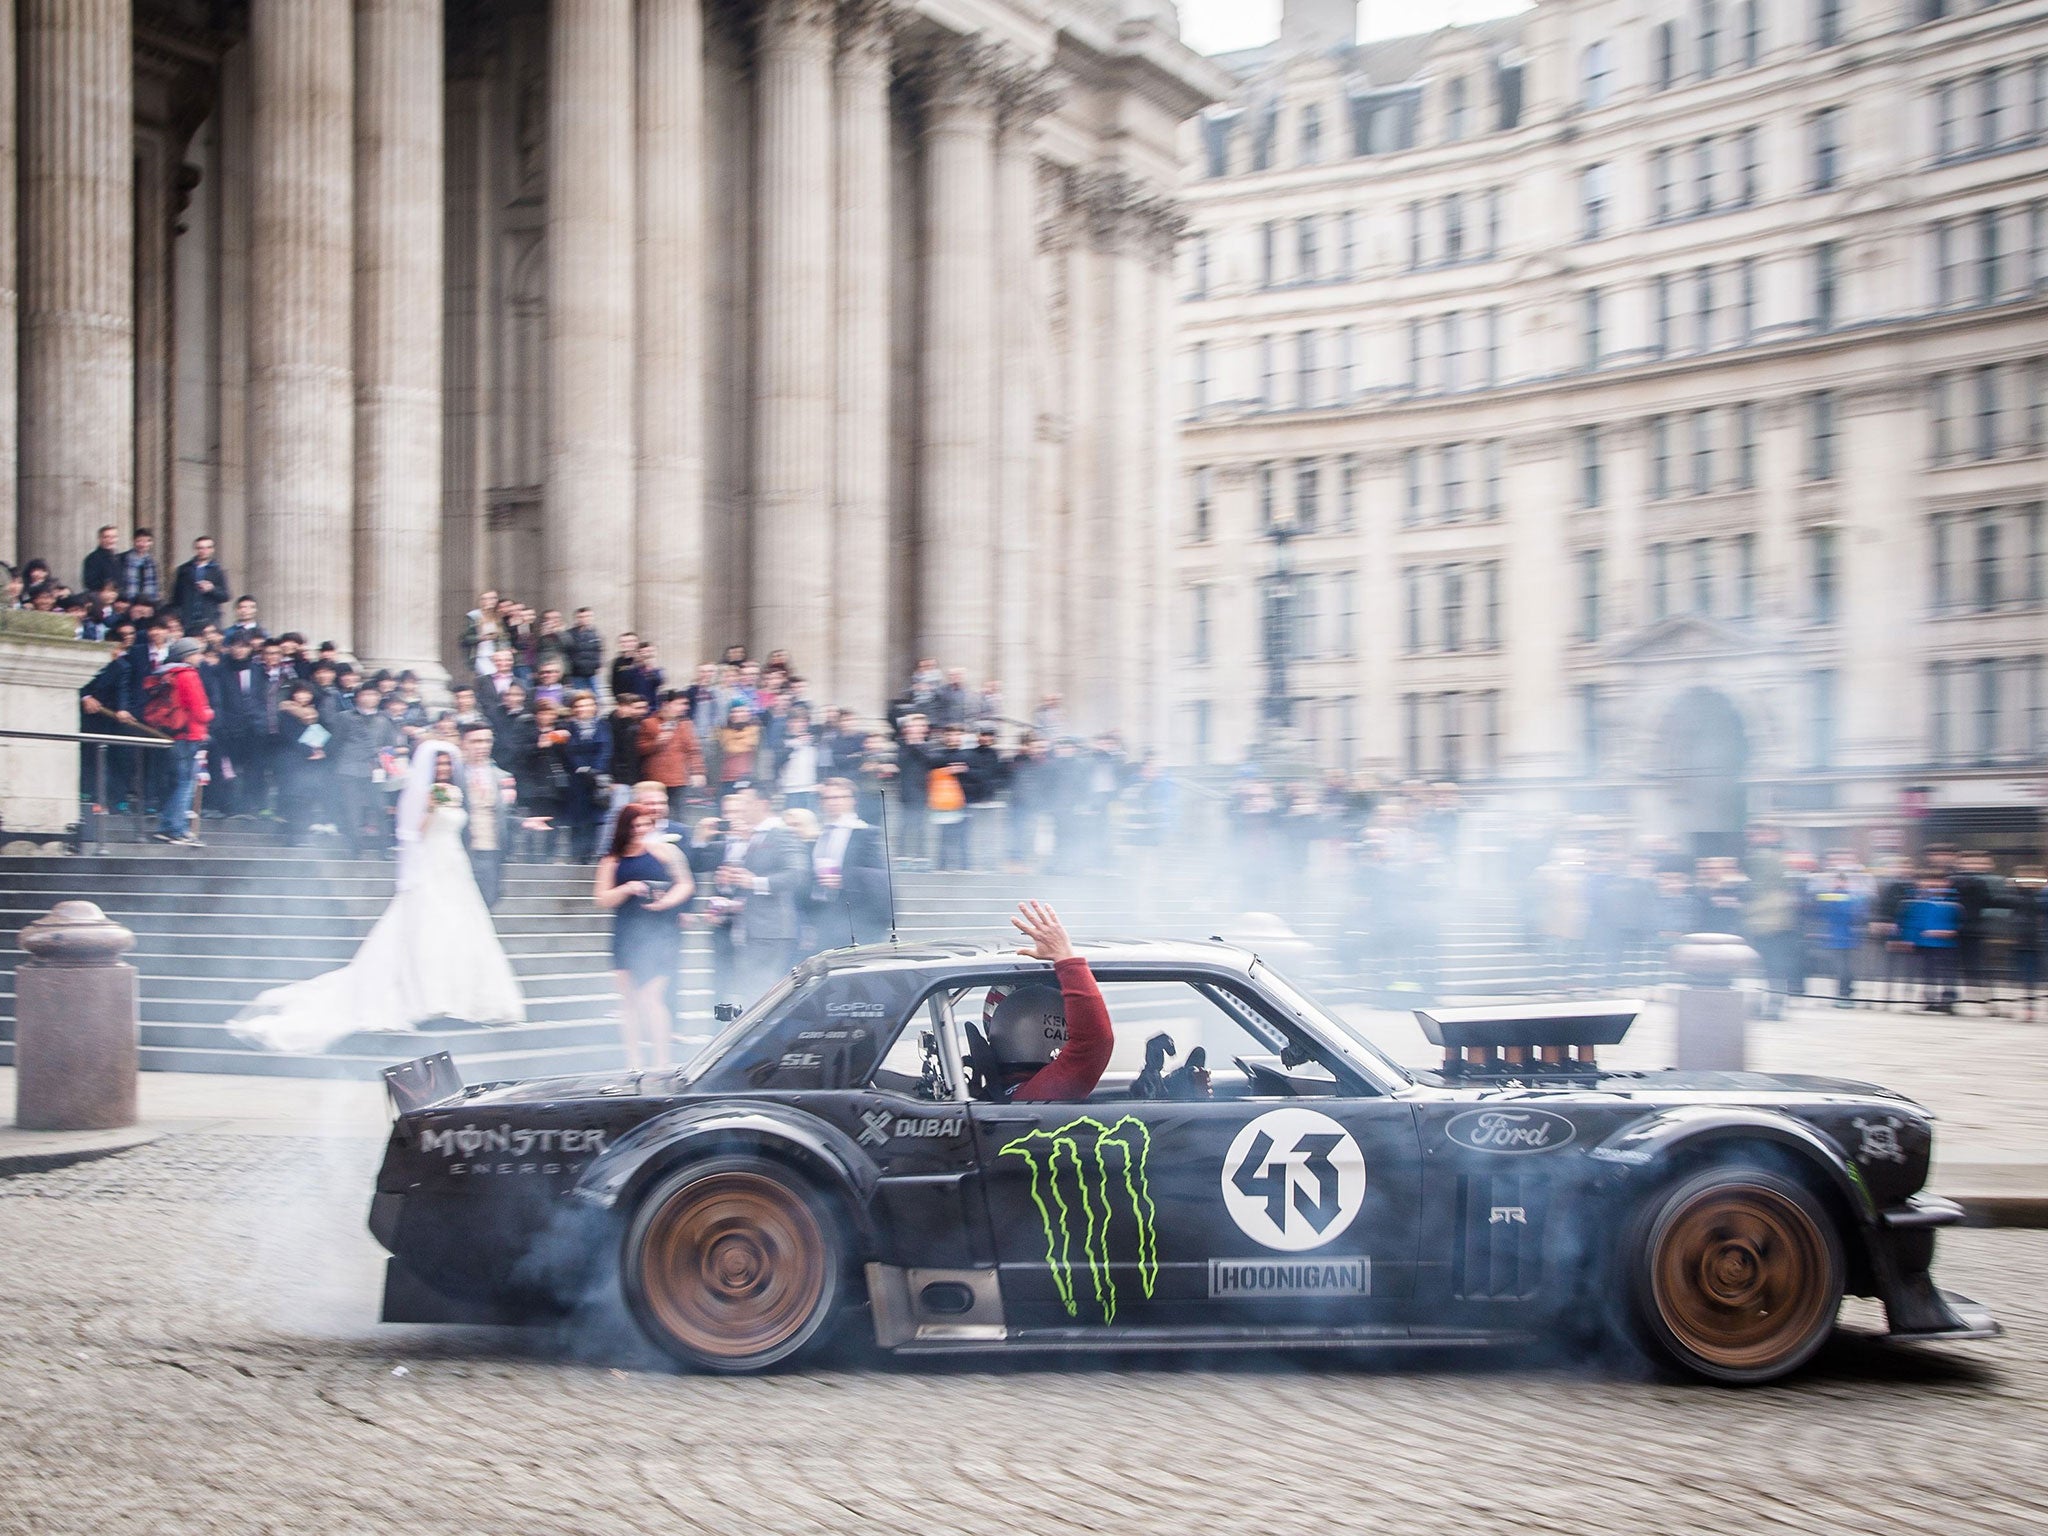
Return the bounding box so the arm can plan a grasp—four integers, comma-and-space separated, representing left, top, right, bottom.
1011, 900, 1075, 964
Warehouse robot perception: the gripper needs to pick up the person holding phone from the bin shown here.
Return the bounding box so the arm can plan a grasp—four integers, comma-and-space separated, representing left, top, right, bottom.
597, 805, 694, 1068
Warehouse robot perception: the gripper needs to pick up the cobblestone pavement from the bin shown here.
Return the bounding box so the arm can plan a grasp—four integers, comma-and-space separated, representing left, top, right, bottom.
2, 1135, 2043, 1536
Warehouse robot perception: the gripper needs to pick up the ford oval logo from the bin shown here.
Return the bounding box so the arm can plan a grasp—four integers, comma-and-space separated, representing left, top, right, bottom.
1445, 1107, 1577, 1155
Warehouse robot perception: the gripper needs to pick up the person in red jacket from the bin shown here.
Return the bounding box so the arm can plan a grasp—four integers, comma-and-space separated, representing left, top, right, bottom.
149, 637, 216, 844
987, 901, 1115, 1101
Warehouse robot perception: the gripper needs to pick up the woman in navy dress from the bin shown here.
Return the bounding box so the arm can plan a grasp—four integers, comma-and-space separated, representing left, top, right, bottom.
595, 805, 693, 1068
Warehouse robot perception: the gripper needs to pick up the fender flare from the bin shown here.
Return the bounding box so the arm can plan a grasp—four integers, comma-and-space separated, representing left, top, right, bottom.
572, 1101, 882, 1248
1587, 1104, 1879, 1227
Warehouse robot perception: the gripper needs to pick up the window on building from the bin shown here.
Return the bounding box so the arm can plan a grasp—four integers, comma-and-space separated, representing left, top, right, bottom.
1695, 266, 1717, 351
1257, 462, 1279, 529
2031, 201, 2047, 292
1691, 408, 1716, 493
1813, 240, 1840, 331
1807, 669, 1836, 769
1653, 22, 1678, 91
1689, 538, 1714, 614
1336, 325, 1358, 400
1296, 216, 1320, 282
1201, 112, 1236, 178
1930, 660, 1954, 761
1935, 80, 1962, 161
1334, 573, 1357, 657
1583, 288, 1605, 369
1497, 60, 1526, 131
1736, 257, 1758, 343
1693, 137, 1717, 215
1250, 98, 1279, 171
1442, 311, 1465, 392
1651, 274, 1673, 358
1976, 514, 2001, 609
1932, 513, 1955, 609
2029, 361, 2048, 453
1741, 0, 1764, 67
1446, 76, 1470, 142
1339, 211, 1357, 278
1700, 0, 1722, 76
1188, 341, 1210, 416
1445, 193, 1466, 263
1442, 565, 1467, 652
1292, 574, 1320, 661
1353, 87, 1421, 155
1808, 390, 1838, 479
1191, 466, 1214, 540
1404, 447, 1424, 525
1810, 107, 1843, 191
1406, 201, 1423, 270
1338, 455, 1360, 530
1979, 67, 2003, 153
2027, 503, 2046, 605
1733, 402, 1758, 487
1300, 103, 1323, 166
1579, 684, 1604, 775
1482, 561, 1502, 649
1188, 700, 1211, 764
1583, 40, 1615, 109
1651, 147, 1676, 224
1811, 526, 1840, 623
1442, 442, 1467, 521
1973, 656, 2000, 762
1295, 458, 1321, 530
1735, 126, 1760, 205
1578, 547, 1603, 640
1190, 585, 1211, 664
2034, 58, 2048, 140
1736, 531, 1759, 618
1975, 363, 2001, 459
1402, 693, 1421, 777
1483, 439, 1505, 517
1980, 207, 2003, 303
1579, 425, 1604, 507
1402, 568, 1422, 651
1650, 414, 1673, 499
1651, 543, 1672, 621
1259, 221, 1277, 288
1441, 693, 1465, 780
2021, 655, 2046, 758
1405, 318, 1422, 391
1483, 307, 1502, 387
1297, 330, 1320, 409
1260, 334, 1279, 406
1479, 690, 1502, 777
1931, 373, 1956, 462
1815, 0, 1843, 50
1934, 218, 1961, 309
1485, 187, 1503, 257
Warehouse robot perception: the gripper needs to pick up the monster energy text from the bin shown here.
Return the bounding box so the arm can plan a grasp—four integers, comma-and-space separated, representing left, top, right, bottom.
1000, 1115, 1160, 1324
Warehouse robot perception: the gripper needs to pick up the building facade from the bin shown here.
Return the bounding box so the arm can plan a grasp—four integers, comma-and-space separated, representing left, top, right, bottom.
0, 0, 1222, 725
1173, 0, 2048, 855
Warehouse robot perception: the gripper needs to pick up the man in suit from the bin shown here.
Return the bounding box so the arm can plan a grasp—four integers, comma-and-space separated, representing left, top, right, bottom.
169, 536, 231, 634
809, 777, 891, 946
706, 784, 802, 1004
210, 631, 274, 816
457, 725, 518, 908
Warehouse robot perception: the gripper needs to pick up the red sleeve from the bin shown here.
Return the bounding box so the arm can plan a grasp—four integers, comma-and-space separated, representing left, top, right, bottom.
1012, 957, 1114, 1102
177, 669, 213, 729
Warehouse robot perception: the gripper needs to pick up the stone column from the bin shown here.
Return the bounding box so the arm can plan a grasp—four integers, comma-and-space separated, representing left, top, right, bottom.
831, 0, 895, 715
546, 0, 636, 638
249, 0, 355, 650
354, 0, 445, 678
0, 0, 16, 563
754, 0, 838, 674
636, 0, 707, 664
440, 64, 491, 679
18, 0, 133, 567
919, 41, 1000, 681
991, 73, 1056, 728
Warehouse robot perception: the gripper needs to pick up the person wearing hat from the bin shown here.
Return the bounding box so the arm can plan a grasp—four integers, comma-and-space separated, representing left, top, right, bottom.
147, 637, 215, 844
984, 901, 1115, 1102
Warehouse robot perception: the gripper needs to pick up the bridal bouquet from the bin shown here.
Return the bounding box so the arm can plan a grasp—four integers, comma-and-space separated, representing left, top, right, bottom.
429, 784, 461, 810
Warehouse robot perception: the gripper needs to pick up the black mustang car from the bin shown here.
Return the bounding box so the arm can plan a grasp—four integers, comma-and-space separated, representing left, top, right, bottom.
370, 940, 1996, 1384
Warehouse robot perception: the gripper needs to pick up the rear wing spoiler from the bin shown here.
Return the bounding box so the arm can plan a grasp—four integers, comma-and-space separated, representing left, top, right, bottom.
1415, 1000, 1642, 1074
383, 1052, 466, 1113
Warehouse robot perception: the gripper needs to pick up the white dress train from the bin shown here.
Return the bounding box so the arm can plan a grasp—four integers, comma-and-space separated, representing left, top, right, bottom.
233, 803, 526, 1053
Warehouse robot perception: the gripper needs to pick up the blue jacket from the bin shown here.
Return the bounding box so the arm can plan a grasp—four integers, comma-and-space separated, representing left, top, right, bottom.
1811, 888, 1867, 951
1900, 894, 1960, 950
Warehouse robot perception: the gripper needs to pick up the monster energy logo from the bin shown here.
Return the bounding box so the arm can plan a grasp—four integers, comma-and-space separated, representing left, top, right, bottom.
1000, 1115, 1159, 1324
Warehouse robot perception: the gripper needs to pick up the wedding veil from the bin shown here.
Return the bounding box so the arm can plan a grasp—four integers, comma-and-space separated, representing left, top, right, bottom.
395, 739, 459, 892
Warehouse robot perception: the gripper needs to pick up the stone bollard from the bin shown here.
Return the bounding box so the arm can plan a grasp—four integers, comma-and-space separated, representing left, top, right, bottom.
13, 902, 139, 1131
1670, 931, 1760, 1072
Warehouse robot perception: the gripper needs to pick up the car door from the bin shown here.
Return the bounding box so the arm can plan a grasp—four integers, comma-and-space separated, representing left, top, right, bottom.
968, 976, 1421, 1335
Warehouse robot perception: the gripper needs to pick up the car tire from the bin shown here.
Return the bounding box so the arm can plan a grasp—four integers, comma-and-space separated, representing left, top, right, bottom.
1623, 1161, 1844, 1386
622, 1154, 844, 1373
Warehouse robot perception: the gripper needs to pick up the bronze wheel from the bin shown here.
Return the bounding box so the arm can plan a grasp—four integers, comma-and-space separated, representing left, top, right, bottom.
1630, 1163, 1843, 1385
623, 1156, 842, 1372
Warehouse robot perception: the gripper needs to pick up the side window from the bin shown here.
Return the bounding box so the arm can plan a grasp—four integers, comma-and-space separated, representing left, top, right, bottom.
868, 998, 957, 1102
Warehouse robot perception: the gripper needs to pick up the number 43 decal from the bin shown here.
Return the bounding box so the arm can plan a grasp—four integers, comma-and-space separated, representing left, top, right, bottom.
1221, 1109, 1367, 1252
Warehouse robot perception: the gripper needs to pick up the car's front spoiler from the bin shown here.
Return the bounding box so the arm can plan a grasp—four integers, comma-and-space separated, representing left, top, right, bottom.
1881, 1288, 2002, 1344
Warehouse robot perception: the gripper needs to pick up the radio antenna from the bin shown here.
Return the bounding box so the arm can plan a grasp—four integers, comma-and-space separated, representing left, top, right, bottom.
877, 778, 900, 946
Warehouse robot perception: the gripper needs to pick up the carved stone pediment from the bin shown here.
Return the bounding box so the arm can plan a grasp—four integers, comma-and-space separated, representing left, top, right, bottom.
1603, 612, 1765, 665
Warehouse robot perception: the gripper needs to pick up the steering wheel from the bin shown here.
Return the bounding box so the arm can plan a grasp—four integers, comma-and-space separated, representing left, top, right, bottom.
1234, 1055, 1297, 1098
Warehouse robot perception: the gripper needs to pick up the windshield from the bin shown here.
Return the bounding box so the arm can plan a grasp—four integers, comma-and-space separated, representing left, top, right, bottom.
673, 973, 803, 1089
1250, 959, 1412, 1089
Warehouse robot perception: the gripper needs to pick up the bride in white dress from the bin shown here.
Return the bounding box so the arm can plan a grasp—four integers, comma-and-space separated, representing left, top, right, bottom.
234, 740, 526, 1053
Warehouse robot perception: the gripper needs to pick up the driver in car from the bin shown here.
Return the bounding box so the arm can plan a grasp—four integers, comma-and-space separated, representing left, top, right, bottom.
986, 901, 1115, 1102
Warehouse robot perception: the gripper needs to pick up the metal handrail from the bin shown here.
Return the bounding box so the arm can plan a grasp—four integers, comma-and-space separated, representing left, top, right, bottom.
0, 724, 173, 854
